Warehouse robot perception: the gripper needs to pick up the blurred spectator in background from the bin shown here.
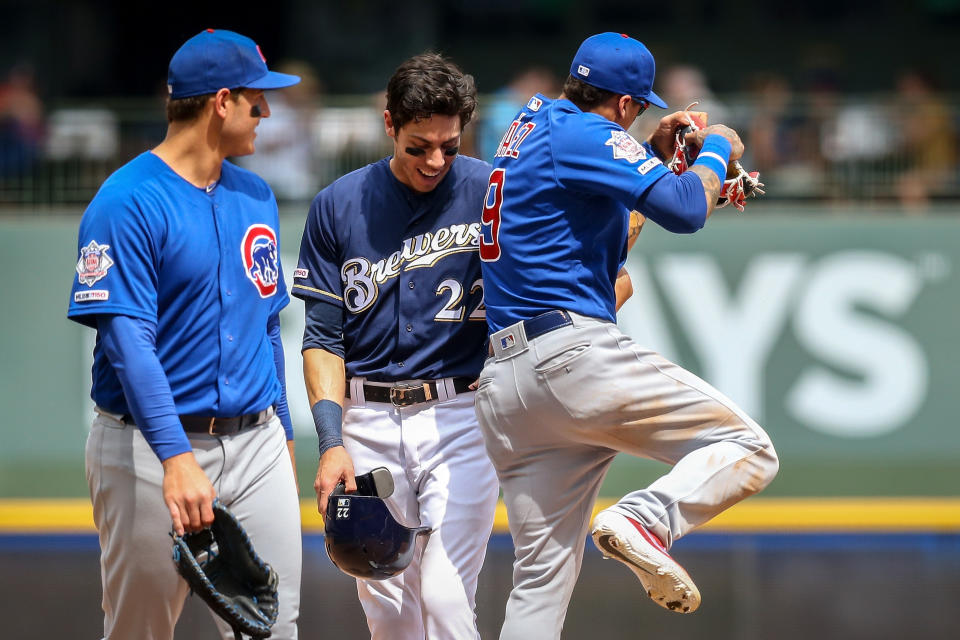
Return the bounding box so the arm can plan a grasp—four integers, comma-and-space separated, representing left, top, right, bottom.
238, 60, 324, 202
892, 68, 958, 213
313, 89, 392, 187
743, 72, 824, 198
628, 64, 730, 149
478, 66, 560, 161
661, 64, 730, 122
0, 63, 45, 177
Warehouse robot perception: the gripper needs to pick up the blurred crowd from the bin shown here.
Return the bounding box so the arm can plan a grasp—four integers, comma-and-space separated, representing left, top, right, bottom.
2, 59, 958, 212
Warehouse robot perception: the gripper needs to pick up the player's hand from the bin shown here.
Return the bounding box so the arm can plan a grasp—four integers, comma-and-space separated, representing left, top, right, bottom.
686, 124, 745, 161
161, 451, 216, 536
315, 446, 356, 516
647, 110, 708, 160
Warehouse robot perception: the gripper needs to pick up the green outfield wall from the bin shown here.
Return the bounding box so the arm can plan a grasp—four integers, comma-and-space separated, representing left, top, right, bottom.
2, 211, 958, 498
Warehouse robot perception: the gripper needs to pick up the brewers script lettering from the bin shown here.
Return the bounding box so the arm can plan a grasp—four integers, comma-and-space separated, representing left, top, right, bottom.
341, 222, 482, 313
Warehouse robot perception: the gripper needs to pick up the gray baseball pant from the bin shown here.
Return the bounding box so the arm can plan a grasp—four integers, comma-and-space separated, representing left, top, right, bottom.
86, 409, 302, 640
475, 311, 778, 639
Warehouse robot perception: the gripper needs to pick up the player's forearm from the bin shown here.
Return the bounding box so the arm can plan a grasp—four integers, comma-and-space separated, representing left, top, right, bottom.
687, 132, 733, 219
267, 313, 294, 440
688, 165, 723, 219
626, 211, 645, 252
303, 348, 346, 457
303, 348, 346, 406
97, 314, 191, 461
615, 267, 633, 311
636, 172, 707, 233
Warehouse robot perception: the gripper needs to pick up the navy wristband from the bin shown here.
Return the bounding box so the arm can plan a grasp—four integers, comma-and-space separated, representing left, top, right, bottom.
311, 399, 344, 456
693, 134, 731, 183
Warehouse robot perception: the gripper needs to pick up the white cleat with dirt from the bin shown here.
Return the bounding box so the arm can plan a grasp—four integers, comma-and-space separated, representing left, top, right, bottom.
591, 509, 701, 613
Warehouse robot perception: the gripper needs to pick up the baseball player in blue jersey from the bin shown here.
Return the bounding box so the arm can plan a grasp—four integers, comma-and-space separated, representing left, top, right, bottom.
292, 53, 498, 639
67, 29, 303, 639
476, 33, 780, 637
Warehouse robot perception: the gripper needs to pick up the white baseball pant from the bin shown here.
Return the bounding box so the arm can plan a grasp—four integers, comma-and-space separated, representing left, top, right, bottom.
343, 378, 499, 640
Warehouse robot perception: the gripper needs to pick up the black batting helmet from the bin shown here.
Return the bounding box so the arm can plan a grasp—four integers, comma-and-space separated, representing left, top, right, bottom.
324, 470, 431, 580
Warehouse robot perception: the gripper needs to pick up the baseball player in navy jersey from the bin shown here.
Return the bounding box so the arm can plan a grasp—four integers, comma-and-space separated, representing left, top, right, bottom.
475, 33, 780, 637
292, 53, 498, 639
67, 29, 303, 639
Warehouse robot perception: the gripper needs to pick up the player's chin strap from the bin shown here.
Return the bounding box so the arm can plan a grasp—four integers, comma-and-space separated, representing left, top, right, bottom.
666, 101, 765, 212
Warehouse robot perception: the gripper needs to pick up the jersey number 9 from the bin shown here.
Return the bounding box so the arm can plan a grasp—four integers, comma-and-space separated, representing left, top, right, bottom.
480, 168, 505, 262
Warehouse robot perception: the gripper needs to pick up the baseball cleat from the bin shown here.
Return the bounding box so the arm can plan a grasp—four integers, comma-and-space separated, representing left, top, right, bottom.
591, 509, 700, 613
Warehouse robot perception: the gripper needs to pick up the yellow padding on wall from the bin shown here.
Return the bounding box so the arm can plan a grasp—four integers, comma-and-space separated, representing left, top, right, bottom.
1, 497, 959, 534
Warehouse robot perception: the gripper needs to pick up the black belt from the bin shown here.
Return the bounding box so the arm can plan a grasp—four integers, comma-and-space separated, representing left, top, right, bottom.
179, 409, 273, 435
490, 310, 573, 354
117, 408, 273, 436
346, 377, 474, 407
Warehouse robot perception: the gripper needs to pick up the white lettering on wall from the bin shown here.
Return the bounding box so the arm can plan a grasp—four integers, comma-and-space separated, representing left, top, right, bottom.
787, 251, 927, 437
619, 250, 930, 439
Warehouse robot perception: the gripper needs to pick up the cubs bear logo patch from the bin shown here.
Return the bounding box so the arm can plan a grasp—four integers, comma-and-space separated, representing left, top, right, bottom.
76, 240, 114, 287
242, 224, 279, 298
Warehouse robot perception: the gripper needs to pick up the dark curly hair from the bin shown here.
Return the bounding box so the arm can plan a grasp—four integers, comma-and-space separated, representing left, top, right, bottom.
385, 53, 477, 131
561, 74, 617, 112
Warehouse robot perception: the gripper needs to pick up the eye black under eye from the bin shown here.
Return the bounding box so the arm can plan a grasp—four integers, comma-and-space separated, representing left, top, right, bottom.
405, 147, 426, 157
444, 146, 459, 156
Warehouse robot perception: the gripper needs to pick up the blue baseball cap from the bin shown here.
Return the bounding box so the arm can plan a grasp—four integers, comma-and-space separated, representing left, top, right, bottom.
167, 29, 301, 99
570, 32, 667, 108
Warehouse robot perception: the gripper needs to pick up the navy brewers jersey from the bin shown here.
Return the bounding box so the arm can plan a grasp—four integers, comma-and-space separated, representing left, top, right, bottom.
67, 151, 289, 417
479, 94, 670, 332
293, 155, 492, 381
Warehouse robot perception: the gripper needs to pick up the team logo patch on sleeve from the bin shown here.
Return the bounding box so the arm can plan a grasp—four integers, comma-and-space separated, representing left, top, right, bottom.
605, 130, 647, 163
242, 224, 279, 298
76, 240, 114, 287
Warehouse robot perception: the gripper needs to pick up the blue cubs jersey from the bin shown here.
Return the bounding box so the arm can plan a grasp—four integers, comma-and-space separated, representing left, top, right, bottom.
479, 94, 670, 332
67, 151, 289, 417
293, 155, 492, 381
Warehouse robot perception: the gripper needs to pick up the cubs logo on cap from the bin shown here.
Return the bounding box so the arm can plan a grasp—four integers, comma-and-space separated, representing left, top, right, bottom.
242, 224, 280, 298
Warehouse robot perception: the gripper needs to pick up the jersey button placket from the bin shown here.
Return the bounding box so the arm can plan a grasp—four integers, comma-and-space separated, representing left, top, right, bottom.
212, 196, 231, 402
